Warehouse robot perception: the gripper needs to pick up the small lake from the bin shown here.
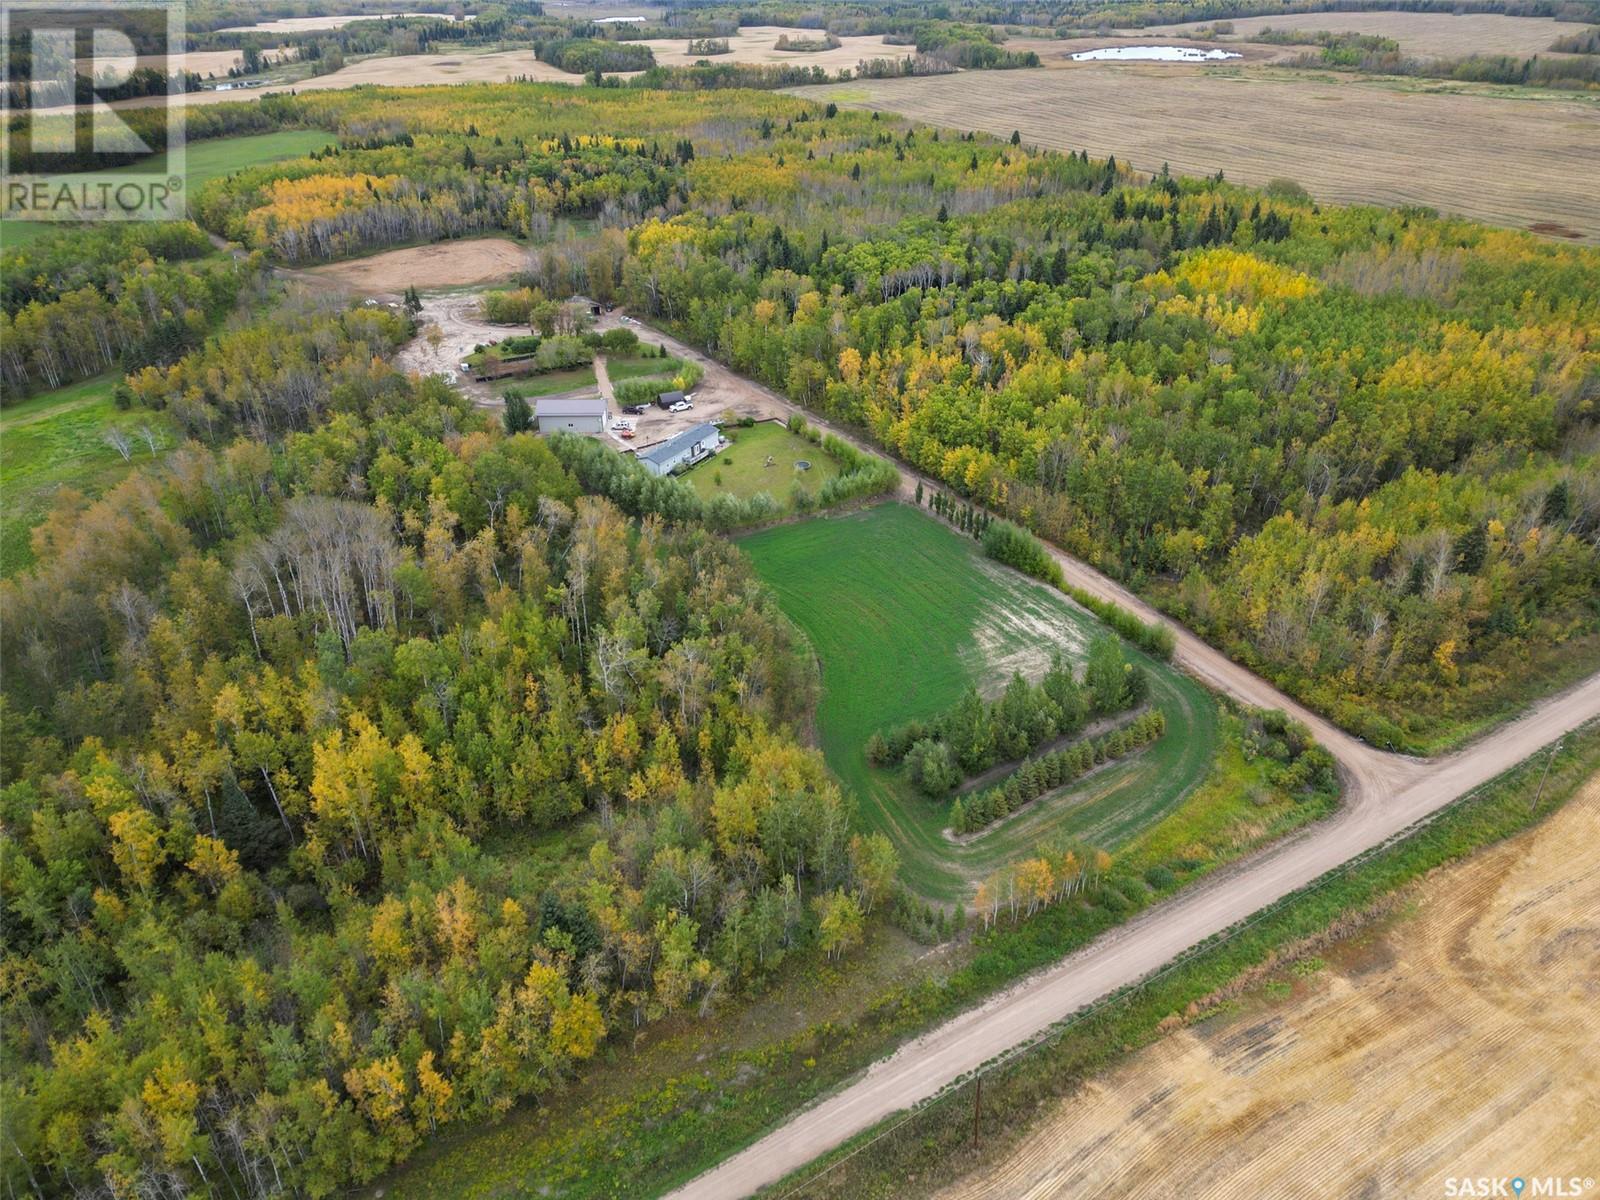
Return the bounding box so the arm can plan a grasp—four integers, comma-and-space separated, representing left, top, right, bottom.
1070, 45, 1241, 62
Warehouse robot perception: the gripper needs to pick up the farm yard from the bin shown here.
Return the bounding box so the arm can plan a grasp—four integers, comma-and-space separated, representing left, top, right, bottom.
740, 503, 1223, 902
685, 421, 839, 507
934, 769, 1600, 1200
795, 67, 1600, 242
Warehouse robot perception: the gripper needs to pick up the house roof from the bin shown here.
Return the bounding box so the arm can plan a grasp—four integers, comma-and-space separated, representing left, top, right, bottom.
639, 423, 719, 467
535, 395, 607, 417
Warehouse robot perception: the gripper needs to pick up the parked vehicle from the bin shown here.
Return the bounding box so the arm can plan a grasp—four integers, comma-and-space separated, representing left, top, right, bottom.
669, 400, 691, 413
623, 404, 647, 415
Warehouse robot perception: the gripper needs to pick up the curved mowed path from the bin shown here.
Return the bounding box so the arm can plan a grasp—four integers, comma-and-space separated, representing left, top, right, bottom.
740, 502, 1218, 902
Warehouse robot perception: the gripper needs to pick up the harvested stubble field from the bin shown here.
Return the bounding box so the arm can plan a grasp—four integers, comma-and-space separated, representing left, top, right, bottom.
634, 25, 906, 71
934, 770, 1600, 1200
215, 12, 463, 34
1146, 11, 1594, 59
84, 49, 589, 111
795, 68, 1600, 241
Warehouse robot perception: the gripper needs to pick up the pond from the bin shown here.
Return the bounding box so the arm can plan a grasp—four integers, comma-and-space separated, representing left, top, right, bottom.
1070, 45, 1241, 62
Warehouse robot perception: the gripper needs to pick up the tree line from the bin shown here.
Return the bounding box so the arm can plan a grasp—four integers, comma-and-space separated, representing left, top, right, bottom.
870, 639, 1147, 797
952, 709, 1168, 835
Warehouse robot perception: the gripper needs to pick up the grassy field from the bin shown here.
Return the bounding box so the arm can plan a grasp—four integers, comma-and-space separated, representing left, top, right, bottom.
498, 366, 598, 400
0, 376, 176, 577
605, 353, 687, 384
740, 503, 1219, 901
1, 130, 330, 249
686, 421, 840, 506
792, 67, 1600, 242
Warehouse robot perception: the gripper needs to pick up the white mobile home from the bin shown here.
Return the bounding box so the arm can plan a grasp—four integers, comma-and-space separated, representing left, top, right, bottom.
638, 423, 721, 476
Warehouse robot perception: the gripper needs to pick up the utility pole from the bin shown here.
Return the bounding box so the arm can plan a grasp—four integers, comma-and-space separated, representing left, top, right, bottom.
1530, 738, 1563, 813
972, 1076, 983, 1151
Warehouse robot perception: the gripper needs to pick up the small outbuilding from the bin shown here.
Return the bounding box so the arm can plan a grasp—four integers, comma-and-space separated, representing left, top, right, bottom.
638, 422, 721, 476
655, 389, 685, 410
535, 394, 608, 434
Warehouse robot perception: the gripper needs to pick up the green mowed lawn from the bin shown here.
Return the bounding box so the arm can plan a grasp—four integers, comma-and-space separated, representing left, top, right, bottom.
0, 376, 178, 577
687, 422, 840, 507
498, 366, 599, 400
2, 130, 331, 248
740, 503, 1219, 901
606, 354, 686, 384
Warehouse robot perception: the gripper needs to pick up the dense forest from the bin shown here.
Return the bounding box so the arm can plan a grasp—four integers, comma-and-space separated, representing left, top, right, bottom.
187, 82, 1598, 748
1, 281, 900, 1195
4, 72, 1597, 1198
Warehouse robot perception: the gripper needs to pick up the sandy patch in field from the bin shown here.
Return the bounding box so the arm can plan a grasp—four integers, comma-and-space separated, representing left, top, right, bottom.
937, 772, 1600, 1200
1146, 11, 1590, 59
635, 25, 909, 71
962, 558, 1093, 697
297, 238, 528, 296
795, 68, 1600, 243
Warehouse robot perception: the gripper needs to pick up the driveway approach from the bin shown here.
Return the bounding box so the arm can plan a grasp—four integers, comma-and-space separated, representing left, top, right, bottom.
613, 312, 1600, 1200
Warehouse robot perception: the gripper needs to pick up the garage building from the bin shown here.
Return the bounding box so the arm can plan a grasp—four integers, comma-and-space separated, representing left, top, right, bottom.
535, 395, 608, 434
638, 422, 721, 476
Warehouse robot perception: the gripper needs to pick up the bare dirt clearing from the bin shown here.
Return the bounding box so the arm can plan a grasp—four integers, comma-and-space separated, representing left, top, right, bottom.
936, 772, 1600, 1200
1147, 11, 1591, 59
634, 25, 908, 71
295, 238, 528, 295
395, 292, 523, 400
795, 69, 1600, 242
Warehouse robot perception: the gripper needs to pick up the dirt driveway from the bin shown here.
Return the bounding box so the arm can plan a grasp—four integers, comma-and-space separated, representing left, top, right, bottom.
591, 312, 789, 452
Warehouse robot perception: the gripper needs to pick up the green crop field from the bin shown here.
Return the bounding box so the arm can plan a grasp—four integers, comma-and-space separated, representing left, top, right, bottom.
0, 375, 177, 577
687, 421, 841, 507
2, 130, 331, 248
740, 503, 1219, 901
